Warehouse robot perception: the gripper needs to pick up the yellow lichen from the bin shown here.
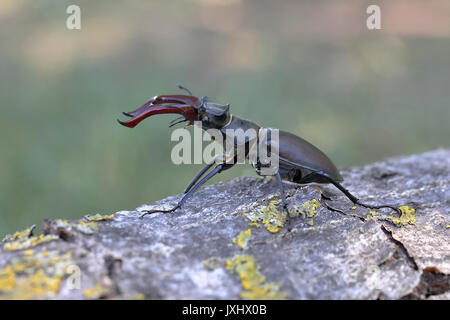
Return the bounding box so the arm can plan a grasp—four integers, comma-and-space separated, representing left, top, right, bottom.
83, 283, 109, 299
3, 234, 58, 251
131, 293, 145, 300
391, 205, 416, 226
2, 225, 35, 243
292, 199, 322, 226
226, 255, 288, 300
29, 269, 61, 296
85, 213, 115, 222
0, 249, 74, 299
78, 221, 98, 233
53, 218, 98, 234
244, 199, 322, 232
0, 266, 16, 292
244, 200, 286, 233
351, 206, 357, 210
232, 229, 252, 250
367, 205, 416, 227
203, 257, 222, 270
266, 226, 281, 233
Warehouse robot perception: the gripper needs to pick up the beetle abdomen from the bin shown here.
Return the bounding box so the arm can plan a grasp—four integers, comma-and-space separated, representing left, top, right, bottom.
277, 130, 343, 182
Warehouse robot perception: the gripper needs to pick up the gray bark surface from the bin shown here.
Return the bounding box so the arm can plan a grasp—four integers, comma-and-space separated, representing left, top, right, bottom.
0, 149, 449, 299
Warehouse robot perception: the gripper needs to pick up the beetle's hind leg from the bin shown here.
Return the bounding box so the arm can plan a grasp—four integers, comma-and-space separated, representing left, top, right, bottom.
140, 205, 181, 218
275, 172, 292, 230
353, 201, 401, 214
293, 172, 400, 215
326, 178, 401, 215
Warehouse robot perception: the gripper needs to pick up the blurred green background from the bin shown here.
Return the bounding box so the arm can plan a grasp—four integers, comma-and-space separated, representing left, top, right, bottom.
1, 0, 449, 237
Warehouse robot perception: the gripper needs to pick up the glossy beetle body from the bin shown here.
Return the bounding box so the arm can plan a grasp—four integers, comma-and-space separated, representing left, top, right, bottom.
118, 87, 399, 219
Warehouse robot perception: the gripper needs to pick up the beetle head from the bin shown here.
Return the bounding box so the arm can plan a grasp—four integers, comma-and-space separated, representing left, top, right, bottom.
197, 97, 231, 130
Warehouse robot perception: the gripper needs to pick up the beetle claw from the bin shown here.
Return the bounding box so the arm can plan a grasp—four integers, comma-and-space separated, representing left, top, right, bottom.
117, 119, 127, 126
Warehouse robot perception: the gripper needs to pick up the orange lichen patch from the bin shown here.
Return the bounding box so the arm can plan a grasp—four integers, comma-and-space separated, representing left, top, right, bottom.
226, 255, 287, 300
232, 229, 252, 250
84, 213, 115, 222
3, 234, 59, 251
0, 250, 74, 299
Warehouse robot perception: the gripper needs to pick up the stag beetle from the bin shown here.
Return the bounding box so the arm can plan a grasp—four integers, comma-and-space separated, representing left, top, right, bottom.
118, 86, 400, 221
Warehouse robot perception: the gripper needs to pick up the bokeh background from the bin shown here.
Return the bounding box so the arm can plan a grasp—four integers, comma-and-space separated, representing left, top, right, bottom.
1, 0, 449, 237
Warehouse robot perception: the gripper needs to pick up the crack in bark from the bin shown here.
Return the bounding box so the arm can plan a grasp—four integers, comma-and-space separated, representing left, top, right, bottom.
380, 225, 418, 271
102, 254, 123, 298
319, 194, 366, 222
317, 195, 450, 300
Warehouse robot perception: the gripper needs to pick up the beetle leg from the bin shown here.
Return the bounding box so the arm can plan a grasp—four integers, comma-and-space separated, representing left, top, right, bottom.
354, 201, 401, 214
183, 163, 215, 194
276, 172, 292, 230
140, 162, 236, 218
184, 157, 220, 194
327, 178, 401, 215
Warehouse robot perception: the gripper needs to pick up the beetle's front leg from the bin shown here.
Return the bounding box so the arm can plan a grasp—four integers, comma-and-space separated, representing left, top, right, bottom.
140, 156, 235, 218
184, 154, 226, 194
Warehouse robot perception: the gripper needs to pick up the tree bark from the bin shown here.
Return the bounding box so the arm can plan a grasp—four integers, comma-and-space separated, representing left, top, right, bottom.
1, 149, 449, 299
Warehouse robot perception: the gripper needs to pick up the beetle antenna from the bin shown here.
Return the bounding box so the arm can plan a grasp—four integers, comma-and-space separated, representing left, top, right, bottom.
177, 84, 193, 96
169, 116, 188, 128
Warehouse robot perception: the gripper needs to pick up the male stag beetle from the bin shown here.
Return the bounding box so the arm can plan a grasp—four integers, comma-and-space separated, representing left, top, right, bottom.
118, 86, 400, 221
